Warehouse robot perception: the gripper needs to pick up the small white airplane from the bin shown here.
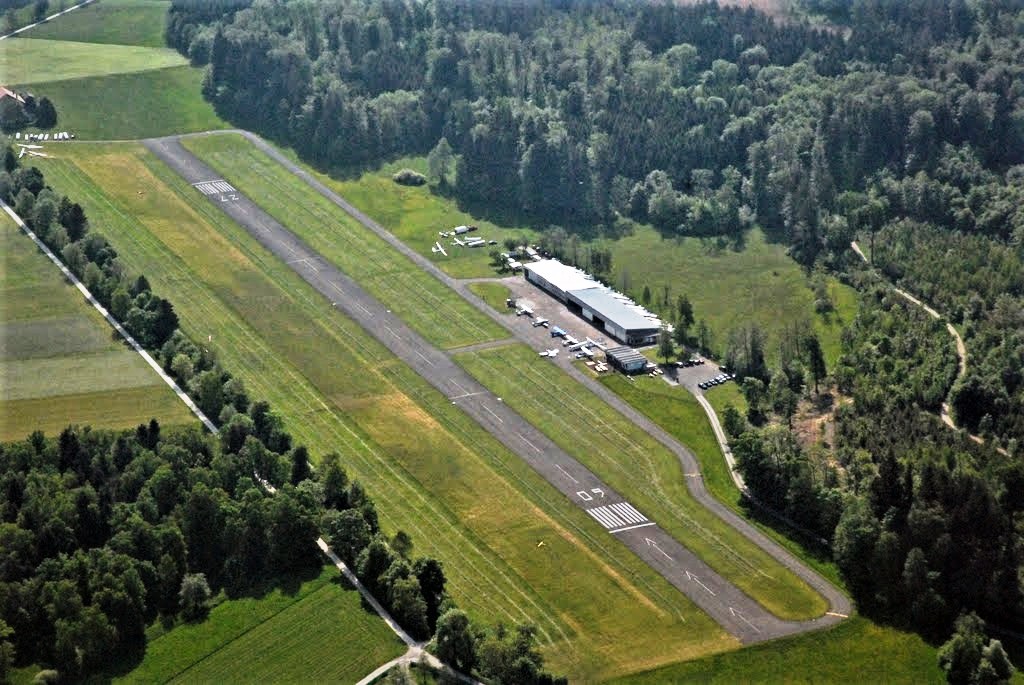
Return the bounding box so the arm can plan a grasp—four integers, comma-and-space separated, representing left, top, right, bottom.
532, 317, 549, 327
539, 349, 560, 358
452, 237, 465, 246
16, 143, 43, 149
18, 148, 26, 158
435, 241, 447, 256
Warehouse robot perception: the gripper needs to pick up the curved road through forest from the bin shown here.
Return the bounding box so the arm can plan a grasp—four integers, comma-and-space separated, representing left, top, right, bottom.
145, 131, 851, 645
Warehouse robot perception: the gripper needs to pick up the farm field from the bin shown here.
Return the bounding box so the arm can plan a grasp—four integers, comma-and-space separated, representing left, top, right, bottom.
20, 0, 169, 47
2, 37, 186, 85
0, 215, 191, 442
182, 134, 507, 350
22, 66, 227, 139
608, 617, 946, 685
118, 567, 405, 684
33, 143, 737, 681
455, 343, 827, 621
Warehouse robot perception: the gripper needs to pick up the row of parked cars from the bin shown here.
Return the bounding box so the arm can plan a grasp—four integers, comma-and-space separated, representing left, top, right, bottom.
698, 372, 736, 390
676, 357, 705, 368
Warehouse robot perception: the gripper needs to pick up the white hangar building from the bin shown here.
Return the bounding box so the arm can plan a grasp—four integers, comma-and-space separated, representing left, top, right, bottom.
524, 259, 664, 346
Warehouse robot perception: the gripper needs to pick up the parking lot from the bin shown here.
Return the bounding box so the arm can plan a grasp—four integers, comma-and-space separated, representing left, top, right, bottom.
665, 356, 736, 393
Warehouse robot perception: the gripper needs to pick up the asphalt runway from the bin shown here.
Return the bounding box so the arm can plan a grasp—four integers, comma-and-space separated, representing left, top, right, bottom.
145, 134, 849, 644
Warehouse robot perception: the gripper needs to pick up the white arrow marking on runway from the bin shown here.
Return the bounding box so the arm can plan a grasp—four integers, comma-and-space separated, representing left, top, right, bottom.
729, 607, 761, 633
644, 537, 673, 561
554, 464, 579, 483
685, 570, 716, 596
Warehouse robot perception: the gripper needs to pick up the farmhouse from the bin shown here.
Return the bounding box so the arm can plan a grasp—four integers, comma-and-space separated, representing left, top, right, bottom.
524, 259, 663, 346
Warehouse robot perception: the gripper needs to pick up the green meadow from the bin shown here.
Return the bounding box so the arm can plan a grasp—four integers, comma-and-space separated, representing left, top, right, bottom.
33, 143, 737, 681
181, 134, 506, 350
21, 0, 170, 47
2, 37, 185, 84
22, 66, 226, 139
118, 567, 405, 685
0, 215, 192, 441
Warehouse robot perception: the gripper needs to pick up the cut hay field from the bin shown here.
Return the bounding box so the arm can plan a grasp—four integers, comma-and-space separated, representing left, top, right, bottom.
21, 0, 169, 47
182, 134, 506, 350
33, 143, 737, 681
0, 215, 191, 442
1, 37, 185, 85
455, 343, 827, 621
22, 66, 227, 139
118, 567, 405, 685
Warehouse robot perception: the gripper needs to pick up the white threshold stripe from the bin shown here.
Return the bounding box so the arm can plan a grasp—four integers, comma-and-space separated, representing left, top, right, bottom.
610, 522, 657, 533
2, 200, 218, 433
610, 501, 647, 524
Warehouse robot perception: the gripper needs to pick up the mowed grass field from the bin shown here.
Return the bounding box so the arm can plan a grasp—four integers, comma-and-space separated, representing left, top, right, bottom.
455, 344, 827, 621
119, 567, 405, 684
1, 37, 186, 84
22, 66, 227, 139
21, 0, 170, 47
608, 617, 945, 684
182, 134, 506, 350
0, 215, 192, 441
598, 373, 840, 588
34, 143, 738, 681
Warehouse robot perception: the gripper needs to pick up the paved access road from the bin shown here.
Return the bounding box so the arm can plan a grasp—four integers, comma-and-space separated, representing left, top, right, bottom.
146, 134, 851, 644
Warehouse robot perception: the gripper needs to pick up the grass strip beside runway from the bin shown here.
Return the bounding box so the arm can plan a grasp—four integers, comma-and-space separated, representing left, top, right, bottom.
33, 143, 735, 681
182, 134, 506, 351
455, 343, 828, 621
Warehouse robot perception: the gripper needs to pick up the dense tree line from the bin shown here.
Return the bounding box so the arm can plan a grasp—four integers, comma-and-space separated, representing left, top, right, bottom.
728, 284, 1023, 653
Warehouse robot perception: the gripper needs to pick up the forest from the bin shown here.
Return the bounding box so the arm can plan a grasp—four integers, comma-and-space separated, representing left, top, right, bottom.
159, 0, 1024, 665
0, 153, 563, 684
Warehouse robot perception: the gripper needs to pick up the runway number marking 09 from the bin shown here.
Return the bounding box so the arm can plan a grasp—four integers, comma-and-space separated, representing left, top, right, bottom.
586, 502, 655, 533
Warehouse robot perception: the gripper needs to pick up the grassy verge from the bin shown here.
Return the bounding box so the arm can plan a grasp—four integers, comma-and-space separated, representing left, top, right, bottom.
117, 567, 404, 684
20, 0, 169, 47
3, 37, 185, 85
182, 134, 506, 350
20, 66, 227, 139
597, 373, 841, 588
0, 214, 192, 441
34, 143, 737, 681
467, 281, 514, 313
456, 343, 827, 621
606, 617, 944, 684
704, 382, 748, 422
